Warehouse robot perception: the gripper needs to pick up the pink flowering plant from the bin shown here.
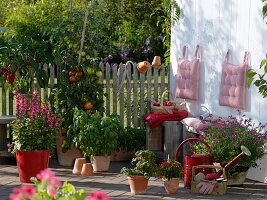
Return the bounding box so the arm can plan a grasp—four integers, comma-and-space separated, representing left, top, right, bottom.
9, 168, 110, 200
193, 112, 267, 173
10, 91, 60, 153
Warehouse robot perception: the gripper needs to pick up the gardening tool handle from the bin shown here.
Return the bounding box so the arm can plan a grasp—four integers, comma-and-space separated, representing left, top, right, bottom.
175, 138, 212, 161
192, 165, 226, 179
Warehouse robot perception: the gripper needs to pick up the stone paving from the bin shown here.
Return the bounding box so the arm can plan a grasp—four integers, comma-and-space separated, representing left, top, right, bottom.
0, 159, 266, 200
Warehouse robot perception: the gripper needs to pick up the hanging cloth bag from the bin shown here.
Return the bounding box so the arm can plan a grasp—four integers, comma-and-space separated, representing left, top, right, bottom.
219, 50, 249, 109
175, 45, 201, 100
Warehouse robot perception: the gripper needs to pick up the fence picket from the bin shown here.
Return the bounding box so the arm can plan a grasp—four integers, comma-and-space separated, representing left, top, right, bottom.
112, 64, 118, 114
119, 63, 125, 125
140, 72, 145, 128
9, 91, 13, 115
154, 68, 159, 101
147, 67, 152, 113
126, 62, 132, 127
133, 64, 138, 127
2, 89, 6, 115
161, 66, 166, 95
43, 64, 48, 100
105, 63, 111, 115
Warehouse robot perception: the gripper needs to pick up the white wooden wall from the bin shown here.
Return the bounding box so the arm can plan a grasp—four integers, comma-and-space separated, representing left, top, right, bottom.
170, 0, 267, 182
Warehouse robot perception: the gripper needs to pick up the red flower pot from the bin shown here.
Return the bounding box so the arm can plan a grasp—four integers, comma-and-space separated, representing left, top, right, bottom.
16, 150, 50, 183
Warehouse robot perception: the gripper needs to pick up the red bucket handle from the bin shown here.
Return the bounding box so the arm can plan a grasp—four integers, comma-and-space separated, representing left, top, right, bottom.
175, 138, 212, 161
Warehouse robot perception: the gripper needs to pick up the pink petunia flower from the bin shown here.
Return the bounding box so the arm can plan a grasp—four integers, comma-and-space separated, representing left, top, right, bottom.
86, 190, 110, 200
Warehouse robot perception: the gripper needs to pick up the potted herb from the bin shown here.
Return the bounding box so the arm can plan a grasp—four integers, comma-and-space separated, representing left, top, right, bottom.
10, 91, 60, 183
72, 109, 122, 172
158, 156, 183, 194
121, 150, 158, 195
193, 112, 267, 185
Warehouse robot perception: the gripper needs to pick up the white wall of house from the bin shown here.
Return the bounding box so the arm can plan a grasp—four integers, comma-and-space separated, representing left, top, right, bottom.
170, 0, 267, 182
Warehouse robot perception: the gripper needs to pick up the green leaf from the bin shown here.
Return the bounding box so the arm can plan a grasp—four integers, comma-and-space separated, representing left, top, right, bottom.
260, 59, 267, 67
4, 82, 11, 91
247, 70, 257, 78
61, 182, 76, 194
247, 77, 254, 87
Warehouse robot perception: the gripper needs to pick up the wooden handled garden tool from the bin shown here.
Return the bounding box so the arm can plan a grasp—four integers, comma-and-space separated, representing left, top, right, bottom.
217, 145, 251, 176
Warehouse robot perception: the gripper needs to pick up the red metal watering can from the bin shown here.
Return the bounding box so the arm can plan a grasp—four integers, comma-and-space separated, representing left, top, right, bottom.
175, 138, 213, 188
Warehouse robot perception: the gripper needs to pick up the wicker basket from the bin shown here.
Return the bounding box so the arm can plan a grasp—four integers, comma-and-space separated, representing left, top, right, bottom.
151, 90, 184, 114
191, 165, 227, 195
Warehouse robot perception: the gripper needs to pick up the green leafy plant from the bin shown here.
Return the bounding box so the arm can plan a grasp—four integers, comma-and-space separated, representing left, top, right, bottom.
10, 91, 60, 154
247, 57, 267, 98
116, 127, 146, 152
71, 109, 123, 157
158, 156, 183, 180
247, 0, 267, 98
121, 150, 158, 179
193, 113, 267, 174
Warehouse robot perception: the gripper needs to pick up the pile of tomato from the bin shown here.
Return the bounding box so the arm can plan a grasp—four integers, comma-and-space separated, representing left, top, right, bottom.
68, 70, 84, 83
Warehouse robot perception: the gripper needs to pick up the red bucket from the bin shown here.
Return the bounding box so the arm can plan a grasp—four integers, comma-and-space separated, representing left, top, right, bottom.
175, 138, 212, 188
16, 150, 50, 183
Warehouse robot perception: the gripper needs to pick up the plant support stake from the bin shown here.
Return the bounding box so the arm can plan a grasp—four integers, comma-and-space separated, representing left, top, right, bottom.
78, 0, 91, 66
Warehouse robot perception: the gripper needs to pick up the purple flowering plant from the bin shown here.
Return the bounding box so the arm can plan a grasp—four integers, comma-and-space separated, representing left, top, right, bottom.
10, 91, 61, 153
193, 112, 267, 170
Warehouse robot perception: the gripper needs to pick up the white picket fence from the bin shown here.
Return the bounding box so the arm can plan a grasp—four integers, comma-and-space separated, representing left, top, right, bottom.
0, 62, 169, 128
101, 62, 169, 128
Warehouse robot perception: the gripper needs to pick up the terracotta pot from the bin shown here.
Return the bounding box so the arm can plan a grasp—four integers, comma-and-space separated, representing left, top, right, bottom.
127, 176, 149, 195
81, 163, 94, 176
162, 178, 179, 194
91, 156, 111, 172
72, 158, 86, 174
152, 56, 161, 69
16, 150, 50, 183
56, 130, 82, 166
110, 150, 135, 162
137, 61, 150, 73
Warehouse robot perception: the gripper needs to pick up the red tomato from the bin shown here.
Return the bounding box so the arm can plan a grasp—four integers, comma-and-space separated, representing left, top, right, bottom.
68, 70, 76, 76
76, 71, 84, 77
24, 60, 31, 66
166, 102, 172, 106
0, 68, 7, 75
34, 58, 40, 63
84, 101, 93, 110
69, 76, 77, 82
6, 73, 15, 84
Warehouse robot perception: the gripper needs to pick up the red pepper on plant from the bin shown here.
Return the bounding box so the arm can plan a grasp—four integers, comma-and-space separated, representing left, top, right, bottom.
6, 72, 16, 84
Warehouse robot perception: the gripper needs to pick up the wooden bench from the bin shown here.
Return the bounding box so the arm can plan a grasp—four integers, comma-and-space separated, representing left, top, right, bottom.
146, 121, 185, 161
0, 115, 16, 157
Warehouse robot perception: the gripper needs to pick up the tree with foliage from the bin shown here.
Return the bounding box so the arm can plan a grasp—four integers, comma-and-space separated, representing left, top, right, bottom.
247, 0, 267, 98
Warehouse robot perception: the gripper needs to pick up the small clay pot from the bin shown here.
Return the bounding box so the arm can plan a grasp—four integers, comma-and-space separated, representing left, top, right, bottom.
81, 163, 94, 176
152, 56, 161, 69
137, 61, 150, 73
72, 158, 86, 174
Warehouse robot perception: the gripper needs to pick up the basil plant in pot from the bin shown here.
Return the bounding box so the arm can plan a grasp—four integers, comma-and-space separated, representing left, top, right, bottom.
72, 109, 123, 172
